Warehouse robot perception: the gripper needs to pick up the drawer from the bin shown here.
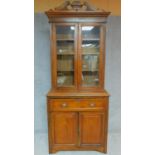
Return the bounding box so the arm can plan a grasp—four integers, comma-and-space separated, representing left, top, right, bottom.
48, 98, 108, 112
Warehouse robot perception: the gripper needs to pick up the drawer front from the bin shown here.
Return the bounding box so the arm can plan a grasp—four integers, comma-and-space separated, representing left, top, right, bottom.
48, 98, 108, 112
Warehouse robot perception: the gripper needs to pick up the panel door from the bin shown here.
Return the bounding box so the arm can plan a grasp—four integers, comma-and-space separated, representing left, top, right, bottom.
50, 112, 78, 145
53, 23, 78, 90
78, 24, 105, 90
79, 112, 105, 146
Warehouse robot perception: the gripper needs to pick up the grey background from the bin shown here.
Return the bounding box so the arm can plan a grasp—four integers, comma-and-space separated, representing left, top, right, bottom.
34, 13, 121, 154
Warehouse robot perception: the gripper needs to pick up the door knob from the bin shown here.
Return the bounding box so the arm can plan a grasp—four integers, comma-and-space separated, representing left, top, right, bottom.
89, 103, 95, 107
61, 103, 68, 107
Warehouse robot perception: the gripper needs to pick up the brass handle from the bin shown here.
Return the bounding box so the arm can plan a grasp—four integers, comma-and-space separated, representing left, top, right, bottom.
61, 103, 68, 108
89, 103, 95, 107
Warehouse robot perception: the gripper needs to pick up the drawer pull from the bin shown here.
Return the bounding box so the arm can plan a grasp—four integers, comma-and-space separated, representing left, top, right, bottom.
89, 103, 95, 107
61, 103, 68, 108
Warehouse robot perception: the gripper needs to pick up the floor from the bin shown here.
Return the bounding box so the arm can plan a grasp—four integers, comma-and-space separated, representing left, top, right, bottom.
34, 133, 121, 155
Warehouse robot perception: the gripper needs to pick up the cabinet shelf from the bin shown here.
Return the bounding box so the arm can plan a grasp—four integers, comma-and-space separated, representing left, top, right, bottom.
82, 70, 99, 72
57, 39, 74, 41
57, 52, 74, 55
82, 38, 100, 41
57, 70, 74, 72
57, 53, 99, 55
82, 53, 99, 55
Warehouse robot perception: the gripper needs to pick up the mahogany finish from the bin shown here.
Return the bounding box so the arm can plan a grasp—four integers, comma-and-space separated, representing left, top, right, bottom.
45, 0, 110, 154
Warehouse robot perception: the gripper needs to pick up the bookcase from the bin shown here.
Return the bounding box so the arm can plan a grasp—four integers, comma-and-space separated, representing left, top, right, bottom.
45, 0, 110, 153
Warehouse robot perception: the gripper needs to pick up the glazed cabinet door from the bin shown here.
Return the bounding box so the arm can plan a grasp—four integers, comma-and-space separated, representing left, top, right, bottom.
49, 112, 78, 146
78, 24, 105, 90
79, 112, 105, 146
53, 23, 78, 90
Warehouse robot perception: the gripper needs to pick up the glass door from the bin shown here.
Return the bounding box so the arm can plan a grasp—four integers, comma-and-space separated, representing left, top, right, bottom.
79, 24, 103, 88
55, 24, 77, 88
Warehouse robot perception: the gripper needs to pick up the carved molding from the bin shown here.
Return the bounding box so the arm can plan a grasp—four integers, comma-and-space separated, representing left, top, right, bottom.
52, 0, 105, 12
45, 0, 111, 22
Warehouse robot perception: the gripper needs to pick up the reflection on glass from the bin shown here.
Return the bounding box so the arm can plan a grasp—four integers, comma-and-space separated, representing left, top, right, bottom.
82, 40, 99, 54
56, 26, 74, 40
56, 26, 75, 86
82, 26, 94, 31
81, 26, 100, 87
71, 26, 94, 31
82, 26, 99, 39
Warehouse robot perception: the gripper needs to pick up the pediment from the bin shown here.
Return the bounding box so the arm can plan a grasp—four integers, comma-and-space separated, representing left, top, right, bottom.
45, 0, 111, 22
54, 0, 103, 11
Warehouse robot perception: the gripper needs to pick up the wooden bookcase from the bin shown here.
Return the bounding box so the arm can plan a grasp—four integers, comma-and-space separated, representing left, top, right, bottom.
45, 0, 110, 153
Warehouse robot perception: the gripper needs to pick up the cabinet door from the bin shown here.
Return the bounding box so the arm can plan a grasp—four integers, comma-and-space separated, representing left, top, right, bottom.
50, 112, 78, 145
53, 24, 78, 90
78, 24, 105, 90
79, 112, 105, 146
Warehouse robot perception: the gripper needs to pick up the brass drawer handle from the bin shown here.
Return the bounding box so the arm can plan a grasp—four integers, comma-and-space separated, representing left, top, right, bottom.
61, 103, 68, 108
89, 103, 95, 107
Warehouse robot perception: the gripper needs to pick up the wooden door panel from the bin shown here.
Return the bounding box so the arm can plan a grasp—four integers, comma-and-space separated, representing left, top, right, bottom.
51, 112, 78, 145
79, 112, 104, 146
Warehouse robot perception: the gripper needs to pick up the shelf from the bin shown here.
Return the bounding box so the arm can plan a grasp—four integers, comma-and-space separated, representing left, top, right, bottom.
58, 70, 99, 72
82, 53, 99, 55
57, 52, 74, 55
82, 83, 99, 86
57, 84, 74, 87
57, 70, 74, 72
57, 52, 99, 55
82, 38, 100, 41
57, 39, 74, 41
82, 70, 99, 72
